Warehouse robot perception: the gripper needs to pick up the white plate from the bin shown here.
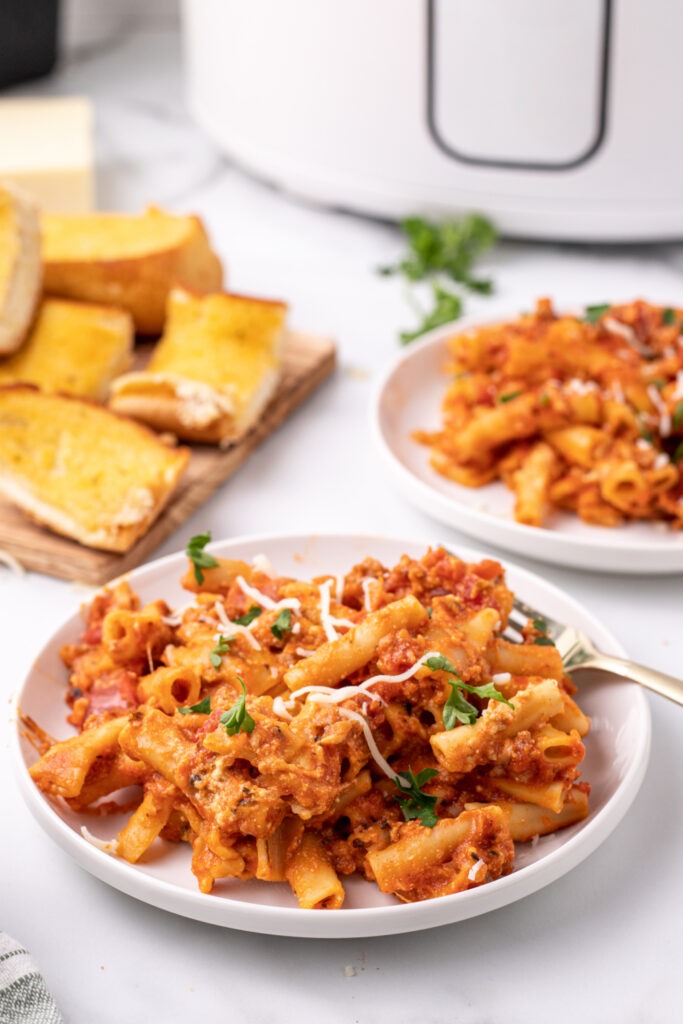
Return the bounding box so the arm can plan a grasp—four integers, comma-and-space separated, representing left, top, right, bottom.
13, 533, 650, 938
372, 316, 683, 574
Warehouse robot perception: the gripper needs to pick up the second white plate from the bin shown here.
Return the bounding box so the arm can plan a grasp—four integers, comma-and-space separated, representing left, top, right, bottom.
372, 317, 683, 574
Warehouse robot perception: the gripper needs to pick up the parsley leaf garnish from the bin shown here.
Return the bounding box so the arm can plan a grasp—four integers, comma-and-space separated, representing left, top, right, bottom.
443, 682, 478, 728
399, 282, 463, 345
424, 654, 459, 674
220, 678, 255, 736
185, 531, 218, 585
232, 606, 262, 627
425, 654, 512, 730
178, 696, 211, 715
394, 767, 440, 828
381, 214, 497, 344
271, 608, 292, 640
383, 214, 497, 286
583, 303, 610, 323
531, 617, 555, 646
499, 390, 523, 404
663, 308, 677, 325
209, 634, 234, 668
672, 402, 683, 430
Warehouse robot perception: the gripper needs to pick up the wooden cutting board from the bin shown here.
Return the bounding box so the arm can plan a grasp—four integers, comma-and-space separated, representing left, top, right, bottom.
0, 331, 336, 584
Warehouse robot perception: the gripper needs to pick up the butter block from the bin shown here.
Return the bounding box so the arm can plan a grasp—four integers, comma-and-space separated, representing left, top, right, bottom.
0, 97, 94, 212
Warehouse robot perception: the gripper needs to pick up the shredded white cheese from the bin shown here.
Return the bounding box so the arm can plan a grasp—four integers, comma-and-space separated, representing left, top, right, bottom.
272, 696, 294, 721
300, 684, 386, 708
335, 574, 345, 604
609, 380, 625, 404
161, 601, 194, 628
291, 621, 301, 635
291, 650, 445, 708
236, 576, 301, 613
492, 672, 511, 685
653, 453, 670, 470
635, 438, 653, 452
337, 707, 409, 788
672, 370, 683, 401
603, 316, 651, 356
81, 825, 117, 856
355, 651, 444, 694
467, 859, 486, 882
214, 602, 262, 650
295, 647, 316, 658
252, 553, 276, 578
361, 577, 379, 612
647, 385, 671, 437
565, 378, 599, 397
318, 579, 340, 642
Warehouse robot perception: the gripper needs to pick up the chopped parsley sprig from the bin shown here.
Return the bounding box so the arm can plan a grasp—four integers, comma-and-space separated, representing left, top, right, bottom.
271, 608, 292, 640
185, 531, 219, 585
583, 303, 610, 323
380, 214, 498, 344
380, 214, 496, 288
394, 767, 439, 828
220, 678, 255, 736
424, 654, 513, 730
178, 696, 211, 715
233, 606, 262, 627
530, 617, 555, 647
210, 634, 234, 668
399, 283, 463, 345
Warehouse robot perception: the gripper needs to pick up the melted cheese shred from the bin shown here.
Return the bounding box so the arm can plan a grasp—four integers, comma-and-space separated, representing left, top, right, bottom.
647, 384, 671, 437
81, 825, 118, 855
272, 696, 294, 721
252, 553, 276, 578
236, 575, 301, 613
214, 601, 262, 650
604, 316, 651, 356
318, 579, 340, 642
290, 649, 445, 708
337, 708, 410, 789
361, 577, 378, 612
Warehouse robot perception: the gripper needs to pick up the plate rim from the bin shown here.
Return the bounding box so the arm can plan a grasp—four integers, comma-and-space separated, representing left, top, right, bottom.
13, 531, 652, 938
370, 312, 683, 572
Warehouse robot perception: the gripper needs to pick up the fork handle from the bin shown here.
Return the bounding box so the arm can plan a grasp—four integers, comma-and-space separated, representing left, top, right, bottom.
576, 653, 683, 707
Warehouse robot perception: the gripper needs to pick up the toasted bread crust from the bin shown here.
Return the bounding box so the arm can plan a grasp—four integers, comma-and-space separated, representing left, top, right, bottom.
42, 208, 223, 334
0, 384, 189, 551
110, 287, 285, 443
0, 182, 42, 355
0, 298, 134, 401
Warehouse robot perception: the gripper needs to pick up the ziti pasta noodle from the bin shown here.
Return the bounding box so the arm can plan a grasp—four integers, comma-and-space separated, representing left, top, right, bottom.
25, 543, 591, 907
414, 299, 683, 529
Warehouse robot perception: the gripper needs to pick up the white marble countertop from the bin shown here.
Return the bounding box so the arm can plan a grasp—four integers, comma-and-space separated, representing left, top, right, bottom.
2, 26, 682, 1024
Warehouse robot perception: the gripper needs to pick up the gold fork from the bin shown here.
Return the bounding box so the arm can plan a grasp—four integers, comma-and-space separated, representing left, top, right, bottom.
504, 595, 683, 707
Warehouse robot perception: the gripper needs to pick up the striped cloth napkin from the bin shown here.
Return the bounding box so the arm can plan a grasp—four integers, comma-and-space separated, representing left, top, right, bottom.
0, 933, 64, 1024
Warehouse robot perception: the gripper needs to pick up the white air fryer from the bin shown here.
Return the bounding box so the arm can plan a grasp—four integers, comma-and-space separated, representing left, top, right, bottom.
182, 0, 683, 242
